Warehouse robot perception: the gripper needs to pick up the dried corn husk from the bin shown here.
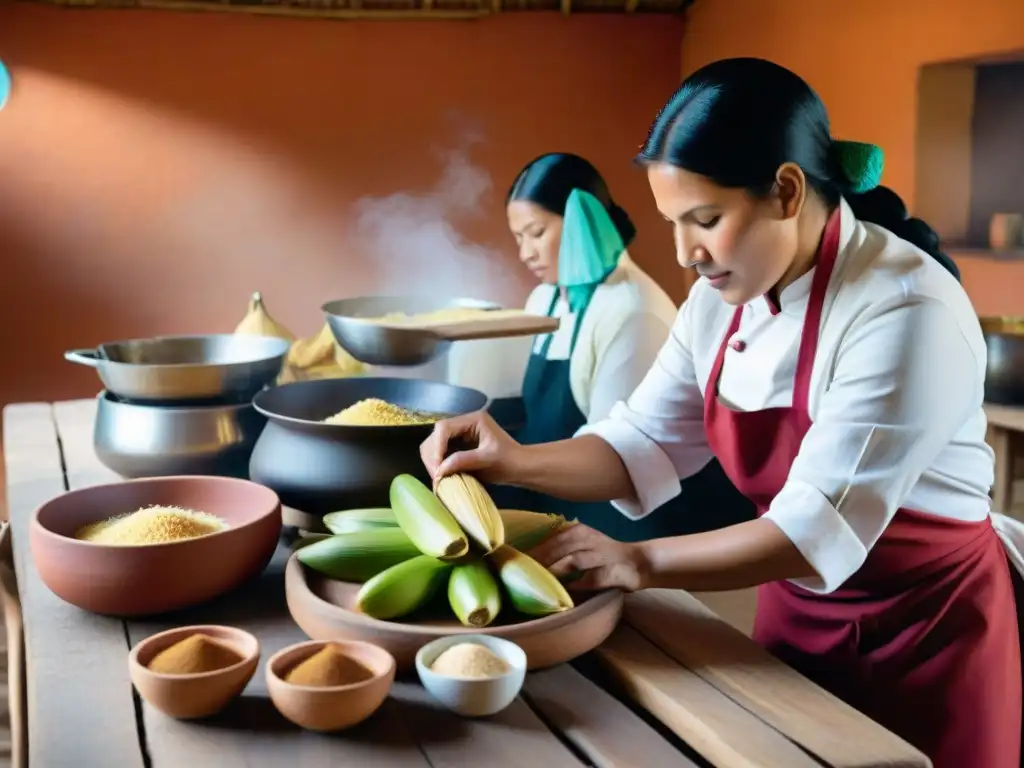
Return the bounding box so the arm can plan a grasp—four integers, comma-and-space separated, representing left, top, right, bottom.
435, 474, 504, 553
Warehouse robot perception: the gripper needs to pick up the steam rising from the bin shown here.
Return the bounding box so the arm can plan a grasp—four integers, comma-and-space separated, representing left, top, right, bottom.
351, 130, 516, 301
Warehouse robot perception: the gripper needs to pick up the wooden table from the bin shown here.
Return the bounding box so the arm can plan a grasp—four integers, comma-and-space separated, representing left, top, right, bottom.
2, 399, 931, 768
986, 403, 1024, 515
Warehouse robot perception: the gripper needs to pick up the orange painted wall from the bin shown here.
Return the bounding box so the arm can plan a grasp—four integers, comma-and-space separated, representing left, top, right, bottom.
680, 0, 1024, 317
0, 4, 684, 407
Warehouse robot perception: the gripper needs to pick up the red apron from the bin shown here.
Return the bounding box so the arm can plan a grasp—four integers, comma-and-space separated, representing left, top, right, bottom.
702, 210, 1023, 767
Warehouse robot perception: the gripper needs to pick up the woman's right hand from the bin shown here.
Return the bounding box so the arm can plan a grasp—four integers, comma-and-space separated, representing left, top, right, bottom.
420, 411, 524, 485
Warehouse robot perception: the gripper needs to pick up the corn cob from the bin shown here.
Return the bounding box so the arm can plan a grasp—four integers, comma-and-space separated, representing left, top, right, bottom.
390, 475, 468, 560
322, 508, 397, 535
448, 560, 502, 628
435, 474, 505, 553
356, 555, 453, 620
500, 510, 574, 551
489, 544, 574, 616
296, 528, 421, 582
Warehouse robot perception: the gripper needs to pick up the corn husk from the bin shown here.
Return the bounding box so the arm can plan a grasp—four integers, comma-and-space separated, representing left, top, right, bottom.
435, 474, 505, 553
287, 322, 336, 369
234, 291, 295, 341
390, 475, 468, 560
500, 510, 573, 551
323, 508, 397, 535
296, 528, 421, 582
488, 544, 573, 616
290, 532, 332, 552
356, 555, 452, 620
448, 560, 502, 628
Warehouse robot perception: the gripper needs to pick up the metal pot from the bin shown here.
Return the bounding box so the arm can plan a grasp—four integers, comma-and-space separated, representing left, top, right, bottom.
323, 296, 499, 367
94, 392, 268, 478
249, 377, 489, 515
66, 334, 290, 404
981, 317, 1024, 406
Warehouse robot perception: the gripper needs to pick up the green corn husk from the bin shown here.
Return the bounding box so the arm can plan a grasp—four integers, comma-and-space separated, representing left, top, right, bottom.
390, 475, 468, 560
356, 555, 453, 620
448, 560, 502, 628
290, 532, 332, 552
501, 510, 574, 551
296, 528, 421, 581
489, 544, 574, 617
322, 508, 397, 534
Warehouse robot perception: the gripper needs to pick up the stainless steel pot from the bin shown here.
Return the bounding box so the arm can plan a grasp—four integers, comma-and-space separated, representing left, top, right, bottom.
94, 392, 268, 478
981, 317, 1024, 406
66, 334, 290, 404
249, 377, 488, 515
323, 296, 499, 367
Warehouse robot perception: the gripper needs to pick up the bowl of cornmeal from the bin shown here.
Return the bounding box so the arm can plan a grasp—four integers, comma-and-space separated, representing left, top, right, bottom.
30, 475, 281, 616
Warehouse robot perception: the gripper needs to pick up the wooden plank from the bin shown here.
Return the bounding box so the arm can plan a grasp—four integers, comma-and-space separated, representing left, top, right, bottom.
0, 522, 28, 768
54, 398, 588, 765
3, 403, 145, 767
524, 663, 698, 768
985, 403, 1024, 432
596, 626, 818, 768
623, 590, 931, 768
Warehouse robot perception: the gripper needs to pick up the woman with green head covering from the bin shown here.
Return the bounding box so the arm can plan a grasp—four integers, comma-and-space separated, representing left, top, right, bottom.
488, 152, 752, 542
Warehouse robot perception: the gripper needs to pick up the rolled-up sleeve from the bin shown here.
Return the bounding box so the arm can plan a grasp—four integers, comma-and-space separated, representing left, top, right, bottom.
577, 299, 713, 519
763, 297, 982, 593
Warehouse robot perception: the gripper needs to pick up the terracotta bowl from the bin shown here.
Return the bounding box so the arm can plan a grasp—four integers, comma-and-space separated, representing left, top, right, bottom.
266, 639, 395, 731
30, 476, 282, 616
129, 625, 260, 719
284, 553, 623, 672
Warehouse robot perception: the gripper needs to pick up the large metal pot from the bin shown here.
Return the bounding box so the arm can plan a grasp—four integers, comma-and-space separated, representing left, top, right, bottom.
249, 377, 488, 515
66, 334, 290, 404
94, 392, 268, 478
981, 317, 1024, 406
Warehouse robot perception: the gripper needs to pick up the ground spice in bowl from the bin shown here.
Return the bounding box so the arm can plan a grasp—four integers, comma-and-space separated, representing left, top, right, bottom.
429, 643, 511, 679
147, 633, 244, 675
284, 643, 375, 687
75, 505, 227, 546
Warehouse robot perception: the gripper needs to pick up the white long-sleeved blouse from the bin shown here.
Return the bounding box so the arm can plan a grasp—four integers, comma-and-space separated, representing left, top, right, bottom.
579, 199, 995, 594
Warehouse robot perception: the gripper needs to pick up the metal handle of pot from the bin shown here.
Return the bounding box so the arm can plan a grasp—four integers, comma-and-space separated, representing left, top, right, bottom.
64, 349, 101, 368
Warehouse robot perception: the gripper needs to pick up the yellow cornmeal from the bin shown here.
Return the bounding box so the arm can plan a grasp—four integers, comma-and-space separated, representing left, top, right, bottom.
75, 506, 227, 546
322, 398, 442, 427
430, 643, 511, 679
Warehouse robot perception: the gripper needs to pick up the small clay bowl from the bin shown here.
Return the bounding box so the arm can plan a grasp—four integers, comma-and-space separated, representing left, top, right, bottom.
415, 635, 526, 717
129, 625, 260, 719
30, 476, 282, 616
266, 640, 395, 732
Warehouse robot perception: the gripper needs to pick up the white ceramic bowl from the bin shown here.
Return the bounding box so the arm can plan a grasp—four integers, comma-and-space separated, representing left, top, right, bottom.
415, 634, 527, 717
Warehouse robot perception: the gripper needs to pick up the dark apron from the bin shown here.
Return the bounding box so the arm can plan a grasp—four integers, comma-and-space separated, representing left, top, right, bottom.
489, 291, 753, 542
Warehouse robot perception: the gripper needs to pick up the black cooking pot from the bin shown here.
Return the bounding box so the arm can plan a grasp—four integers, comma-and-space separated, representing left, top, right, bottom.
249, 377, 489, 515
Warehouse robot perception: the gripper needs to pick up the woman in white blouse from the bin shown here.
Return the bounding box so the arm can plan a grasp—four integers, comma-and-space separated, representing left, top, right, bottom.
487, 153, 752, 542
423, 60, 1023, 767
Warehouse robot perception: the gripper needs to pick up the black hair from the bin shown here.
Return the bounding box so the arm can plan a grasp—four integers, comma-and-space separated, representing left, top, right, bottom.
507, 153, 637, 248
637, 58, 959, 280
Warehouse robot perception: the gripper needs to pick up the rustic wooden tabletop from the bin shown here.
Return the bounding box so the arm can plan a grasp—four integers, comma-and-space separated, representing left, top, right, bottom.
2, 398, 932, 768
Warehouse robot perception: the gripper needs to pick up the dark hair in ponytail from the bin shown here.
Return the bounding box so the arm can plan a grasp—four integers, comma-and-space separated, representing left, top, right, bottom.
636, 58, 959, 281
507, 153, 637, 248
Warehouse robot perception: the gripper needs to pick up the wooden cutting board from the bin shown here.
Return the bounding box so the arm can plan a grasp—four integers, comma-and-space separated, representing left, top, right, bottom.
373, 309, 560, 342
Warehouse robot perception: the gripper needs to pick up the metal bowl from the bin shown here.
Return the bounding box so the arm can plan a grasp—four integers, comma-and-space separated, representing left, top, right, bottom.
94, 392, 268, 479
249, 377, 488, 515
66, 334, 290, 404
980, 316, 1024, 406
322, 296, 500, 367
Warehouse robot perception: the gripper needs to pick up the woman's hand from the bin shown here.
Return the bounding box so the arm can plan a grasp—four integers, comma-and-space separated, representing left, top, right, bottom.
529, 524, 651, 593
419, 411, 525, 484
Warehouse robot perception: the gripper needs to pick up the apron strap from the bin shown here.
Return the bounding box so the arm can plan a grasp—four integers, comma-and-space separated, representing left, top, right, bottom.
537, 289, 592, 358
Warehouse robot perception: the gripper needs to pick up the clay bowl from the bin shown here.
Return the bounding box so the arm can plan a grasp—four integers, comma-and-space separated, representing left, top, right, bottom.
129, 625, 260, 719
284, 554, 623, 672
266, 639, 395, 731
30, 476, 282, 616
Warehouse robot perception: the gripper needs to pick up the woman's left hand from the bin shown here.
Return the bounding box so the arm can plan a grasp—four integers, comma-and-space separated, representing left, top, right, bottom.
529, 524, 651, 592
